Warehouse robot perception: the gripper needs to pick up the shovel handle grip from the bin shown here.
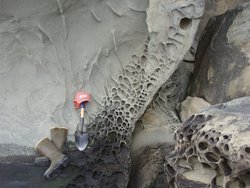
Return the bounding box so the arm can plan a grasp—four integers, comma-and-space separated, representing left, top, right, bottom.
80, 102, 85, 132
80, 103, 85, 118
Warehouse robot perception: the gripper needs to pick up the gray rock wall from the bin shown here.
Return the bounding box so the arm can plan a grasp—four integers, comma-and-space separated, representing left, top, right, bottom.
189, 2, 250, 104
0, 0, 205, 156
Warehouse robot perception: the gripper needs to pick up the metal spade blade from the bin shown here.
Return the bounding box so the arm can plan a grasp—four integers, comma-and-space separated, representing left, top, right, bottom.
74, 102, 89, 151
75, 130, 88, 151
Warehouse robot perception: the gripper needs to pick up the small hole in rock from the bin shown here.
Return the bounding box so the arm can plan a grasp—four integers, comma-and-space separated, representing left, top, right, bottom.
192, 124, 197, 129
223, 135, 229, 139
180, 17, 192, 30
205, 152, 219, 162
224, 144, 229, 152
198, 142, 208, 151
166, 164, 175, 176
186, 147, 194, 156
245, 147, 250, 154
201, 132, 205, 137
194, 114, 205, 122
209, 137, 215, 143
187, 134, 192, 141
188, 128, 193, 134
212, 147, 220, 155
179, 133, 183, 139
219, 158, 232, 176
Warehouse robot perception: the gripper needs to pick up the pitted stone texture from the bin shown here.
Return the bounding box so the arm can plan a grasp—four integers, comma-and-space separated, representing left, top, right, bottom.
53, 1, 204, 186
84, 1, 205, 186
88, 0, 205, 147
189, 2, 250, 104
165, 97, 250, 188
131, 62, 192, 153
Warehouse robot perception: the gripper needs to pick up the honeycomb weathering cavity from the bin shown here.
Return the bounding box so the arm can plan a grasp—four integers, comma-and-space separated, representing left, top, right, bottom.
87, 0, 205, 149
165, 97, 250, 188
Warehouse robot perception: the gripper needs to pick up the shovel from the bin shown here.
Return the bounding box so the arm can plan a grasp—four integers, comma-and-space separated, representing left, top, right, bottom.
73, 92, 91, 151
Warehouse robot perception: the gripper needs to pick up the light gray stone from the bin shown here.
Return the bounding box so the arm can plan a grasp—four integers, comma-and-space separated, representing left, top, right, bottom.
0, 0, 205, 157
178, 96, 211, 122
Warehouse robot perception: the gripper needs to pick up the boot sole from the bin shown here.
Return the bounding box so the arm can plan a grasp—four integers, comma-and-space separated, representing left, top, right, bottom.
45, 156, 69, 180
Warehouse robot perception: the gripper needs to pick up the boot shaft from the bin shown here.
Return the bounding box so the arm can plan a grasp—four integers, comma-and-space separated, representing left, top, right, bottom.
50, 127, 68, 151
35, 138, 61, 159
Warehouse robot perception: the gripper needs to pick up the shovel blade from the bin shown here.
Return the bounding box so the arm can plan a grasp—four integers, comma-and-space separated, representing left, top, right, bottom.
74, 131, 88, 151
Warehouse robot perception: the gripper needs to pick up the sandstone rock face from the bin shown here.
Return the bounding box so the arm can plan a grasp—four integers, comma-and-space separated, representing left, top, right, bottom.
131, 63, 192, 154
195, 0, 245, 41
129, 63, 193, 187
0, 0, 205, 187
85, 1, 205, 185
165, 97, 250, 188
189, 2, 250, 104
178, 96, 211, 122
0, 0, 149, 153
129, 144, 174, 188
0, 0, 205, 158
191, 0, 247, 61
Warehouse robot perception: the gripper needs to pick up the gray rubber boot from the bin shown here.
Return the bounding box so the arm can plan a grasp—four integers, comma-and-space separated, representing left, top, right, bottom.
35, 127, 68, 167
35, 138, 69, 180
50, 127, 68, 151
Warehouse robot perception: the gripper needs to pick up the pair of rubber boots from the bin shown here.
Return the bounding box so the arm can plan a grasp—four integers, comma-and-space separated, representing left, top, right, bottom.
35, 127, 69, 180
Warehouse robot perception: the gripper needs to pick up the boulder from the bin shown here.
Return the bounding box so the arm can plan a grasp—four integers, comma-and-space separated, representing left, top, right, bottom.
165, 97, 250, 188
178, 96, 211, 122
189, 2, 250, 104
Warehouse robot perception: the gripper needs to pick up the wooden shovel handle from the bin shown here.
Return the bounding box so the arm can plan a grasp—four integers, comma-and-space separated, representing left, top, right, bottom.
80, 102, 85, 132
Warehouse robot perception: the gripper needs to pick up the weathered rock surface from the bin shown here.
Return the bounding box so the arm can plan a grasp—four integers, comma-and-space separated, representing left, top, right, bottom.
0, 0, 149, 151
178, 96, 211, 122
189, 0, 247, 63
131, 62, 192, 154
189, 2, 250, 104
0, 0, 205, 187
129, 62, 194, 187
195, 0, 246, 43
128, 144, 174, 188
165, 97, 250, 188
0, 0, 205, 159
